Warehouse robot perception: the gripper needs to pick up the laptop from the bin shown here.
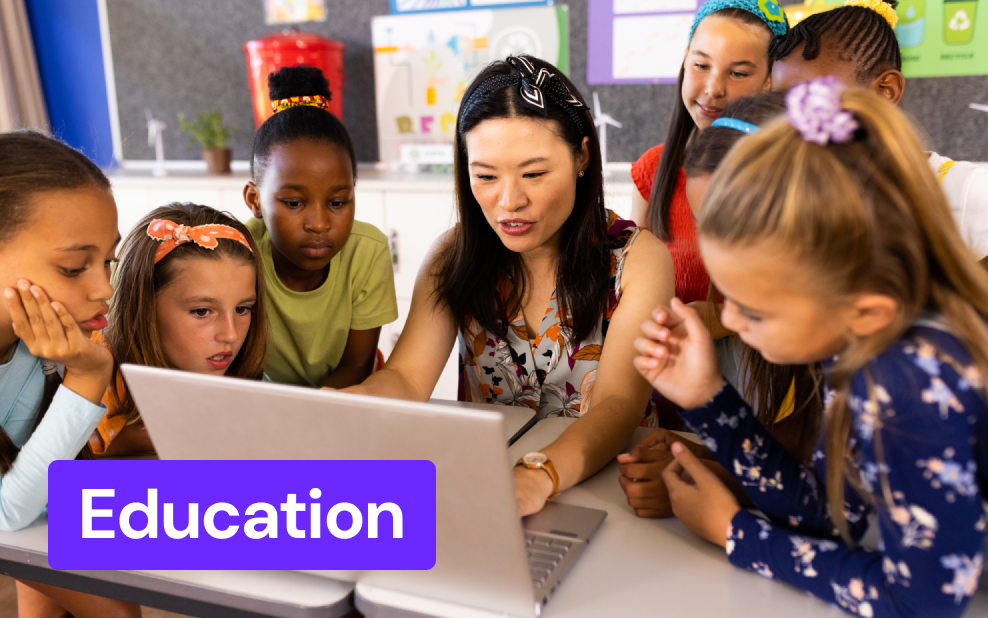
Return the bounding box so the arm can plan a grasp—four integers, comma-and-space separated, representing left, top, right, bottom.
121, 365, 606, 617
428, 398, 537, 446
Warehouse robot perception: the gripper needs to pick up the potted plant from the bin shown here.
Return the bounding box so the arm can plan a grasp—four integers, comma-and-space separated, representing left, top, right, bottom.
178, 109, 237, 175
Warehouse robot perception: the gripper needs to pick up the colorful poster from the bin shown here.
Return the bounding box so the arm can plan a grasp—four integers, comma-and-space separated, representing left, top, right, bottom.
783, 0, 988, 77
372, 6, 569, 164
389, 0, 554, 15
263, 0, 326, 24
587, 0, 698, 85
898, 0, 987, 76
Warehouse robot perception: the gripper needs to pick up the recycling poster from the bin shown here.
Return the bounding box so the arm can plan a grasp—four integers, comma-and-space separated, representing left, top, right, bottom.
897, 0, 987, 77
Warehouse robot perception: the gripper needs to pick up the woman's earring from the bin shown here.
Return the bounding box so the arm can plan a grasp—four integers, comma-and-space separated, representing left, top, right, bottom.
578, 170, 584, 177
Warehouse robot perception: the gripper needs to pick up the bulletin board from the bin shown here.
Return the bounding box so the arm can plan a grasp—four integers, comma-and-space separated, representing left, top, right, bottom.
389, 0, 554, 14
371, 5, 569, 164
586, 0, 697, 85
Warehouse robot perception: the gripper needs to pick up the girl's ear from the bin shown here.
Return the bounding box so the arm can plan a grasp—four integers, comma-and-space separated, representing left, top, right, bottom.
244, 182, 262, 219
848, 293, 899, 338
871, 70, 905, 105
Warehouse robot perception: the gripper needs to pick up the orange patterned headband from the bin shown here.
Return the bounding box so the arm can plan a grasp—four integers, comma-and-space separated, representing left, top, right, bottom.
271, 94, 330, 114
147, 219, 253, 264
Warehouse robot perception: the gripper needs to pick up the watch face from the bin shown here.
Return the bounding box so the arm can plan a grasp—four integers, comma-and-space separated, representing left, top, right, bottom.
522, 452, 548, 466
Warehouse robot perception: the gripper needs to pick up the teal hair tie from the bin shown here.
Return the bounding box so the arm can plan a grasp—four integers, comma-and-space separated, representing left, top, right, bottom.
689, 0, 790, 39
710, 117, 761, 133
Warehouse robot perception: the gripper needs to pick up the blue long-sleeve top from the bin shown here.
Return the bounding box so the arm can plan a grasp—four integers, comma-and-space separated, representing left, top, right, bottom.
0, 340, 107, 531
680, 324, 987, 617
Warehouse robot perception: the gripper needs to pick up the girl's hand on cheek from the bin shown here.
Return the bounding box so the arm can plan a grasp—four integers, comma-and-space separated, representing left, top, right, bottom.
5, 281, 112, 404
662, 442, 741, 548
634, 298, 725, 410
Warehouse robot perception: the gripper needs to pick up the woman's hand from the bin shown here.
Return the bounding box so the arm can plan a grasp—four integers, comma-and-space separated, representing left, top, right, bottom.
662, 442, 741, 548
514, 466, 555, 516
5, 280, 112, 404
633, 298, 725, 410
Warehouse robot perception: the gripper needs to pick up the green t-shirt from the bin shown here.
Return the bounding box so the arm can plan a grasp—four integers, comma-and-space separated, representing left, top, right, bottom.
246, 218, 398, 387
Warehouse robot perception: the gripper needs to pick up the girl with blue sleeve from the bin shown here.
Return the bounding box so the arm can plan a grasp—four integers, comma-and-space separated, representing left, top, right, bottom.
634, 80, 988, 616
0, 131, 139, 616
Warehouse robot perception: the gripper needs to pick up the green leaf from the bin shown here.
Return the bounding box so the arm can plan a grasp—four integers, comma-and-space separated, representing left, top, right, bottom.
177, 108, 238, 151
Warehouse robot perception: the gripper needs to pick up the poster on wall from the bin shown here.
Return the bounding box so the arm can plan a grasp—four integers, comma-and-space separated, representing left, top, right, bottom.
389, 0, 554, 15
897, 0, 987, 76
783, 0, 987, 77
586, 0, 697, 85
372, 6, 569, 165
264, 0, 327, 24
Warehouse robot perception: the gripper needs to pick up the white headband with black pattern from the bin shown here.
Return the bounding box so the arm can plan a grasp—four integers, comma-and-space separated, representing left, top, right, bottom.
458, 55, 587, 135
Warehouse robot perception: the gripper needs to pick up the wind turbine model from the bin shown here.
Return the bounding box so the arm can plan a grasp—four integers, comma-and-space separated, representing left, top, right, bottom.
146, 110, 167, 177
593, 91, 622, 177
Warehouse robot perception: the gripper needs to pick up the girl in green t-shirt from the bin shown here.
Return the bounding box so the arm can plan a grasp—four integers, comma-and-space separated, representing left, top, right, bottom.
244, 66, 397, 388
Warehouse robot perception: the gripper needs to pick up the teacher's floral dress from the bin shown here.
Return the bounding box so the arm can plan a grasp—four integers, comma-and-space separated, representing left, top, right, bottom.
458, 210, 661, 427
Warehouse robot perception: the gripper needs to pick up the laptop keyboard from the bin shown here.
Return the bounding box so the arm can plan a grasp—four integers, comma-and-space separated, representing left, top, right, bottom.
525, 532, 573, 588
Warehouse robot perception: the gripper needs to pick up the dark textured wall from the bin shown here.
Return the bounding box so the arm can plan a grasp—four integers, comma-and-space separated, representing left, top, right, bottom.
107, 0, 387, 163
108, 0, 988, 163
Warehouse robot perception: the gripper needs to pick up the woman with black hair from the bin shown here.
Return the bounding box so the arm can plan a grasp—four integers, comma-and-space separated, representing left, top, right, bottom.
347, 55, 674, 515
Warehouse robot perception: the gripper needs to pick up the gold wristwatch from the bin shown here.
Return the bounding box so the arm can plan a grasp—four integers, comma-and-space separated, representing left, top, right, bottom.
516, 452, 561, 500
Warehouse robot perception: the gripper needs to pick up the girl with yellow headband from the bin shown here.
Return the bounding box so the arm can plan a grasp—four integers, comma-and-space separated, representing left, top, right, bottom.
243, 66, 398, 388
770, 0, 988, 270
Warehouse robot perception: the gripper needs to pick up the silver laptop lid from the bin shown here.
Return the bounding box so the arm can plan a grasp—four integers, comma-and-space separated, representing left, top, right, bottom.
121, 364, 538, 618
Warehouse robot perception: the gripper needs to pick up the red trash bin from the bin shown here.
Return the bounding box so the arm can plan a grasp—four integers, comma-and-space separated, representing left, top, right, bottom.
244, 29, 345, 129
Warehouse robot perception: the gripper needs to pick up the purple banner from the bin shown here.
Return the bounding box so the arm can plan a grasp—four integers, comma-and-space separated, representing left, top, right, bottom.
48, 460, 436, 570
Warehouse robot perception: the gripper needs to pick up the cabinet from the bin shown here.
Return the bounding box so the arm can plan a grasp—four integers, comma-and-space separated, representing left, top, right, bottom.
107, 168, 636, 400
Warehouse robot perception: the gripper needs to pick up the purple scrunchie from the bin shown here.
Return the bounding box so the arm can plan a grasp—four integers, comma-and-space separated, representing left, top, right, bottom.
786, 77, 859, 146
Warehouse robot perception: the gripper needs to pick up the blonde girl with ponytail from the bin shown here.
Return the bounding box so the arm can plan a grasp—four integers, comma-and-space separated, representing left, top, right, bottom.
634, 79, 988, 617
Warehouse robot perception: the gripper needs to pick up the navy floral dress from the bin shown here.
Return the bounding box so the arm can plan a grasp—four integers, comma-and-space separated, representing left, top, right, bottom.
680, 322, 987, 617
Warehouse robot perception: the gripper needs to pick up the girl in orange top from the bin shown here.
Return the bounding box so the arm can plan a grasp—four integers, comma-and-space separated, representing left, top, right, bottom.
630, 0, 787, 304
88, 203, 268, 456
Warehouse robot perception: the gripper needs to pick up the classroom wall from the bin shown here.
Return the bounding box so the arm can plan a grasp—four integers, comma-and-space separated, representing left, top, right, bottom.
106, 0, 988, 164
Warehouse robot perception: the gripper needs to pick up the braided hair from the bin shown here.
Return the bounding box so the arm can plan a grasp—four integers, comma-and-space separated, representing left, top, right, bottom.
769, 1, 901, 82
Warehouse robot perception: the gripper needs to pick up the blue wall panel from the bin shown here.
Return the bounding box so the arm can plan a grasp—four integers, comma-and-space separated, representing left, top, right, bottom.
25, 0, 115, 167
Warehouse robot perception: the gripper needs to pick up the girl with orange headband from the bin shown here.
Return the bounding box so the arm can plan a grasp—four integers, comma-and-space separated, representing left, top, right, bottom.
86, 202, 269, 456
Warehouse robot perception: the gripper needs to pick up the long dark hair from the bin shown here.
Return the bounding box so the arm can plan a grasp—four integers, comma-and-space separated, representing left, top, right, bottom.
649, 8, 774, 239
104, 203, 269, 425
0, 131, 110, 474
435, 56, 611, 344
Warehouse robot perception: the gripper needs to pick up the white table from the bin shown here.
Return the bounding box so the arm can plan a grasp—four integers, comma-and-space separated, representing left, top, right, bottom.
0, 518, 354, 617
357, 418, 988, 618
0, 399, 536, 618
